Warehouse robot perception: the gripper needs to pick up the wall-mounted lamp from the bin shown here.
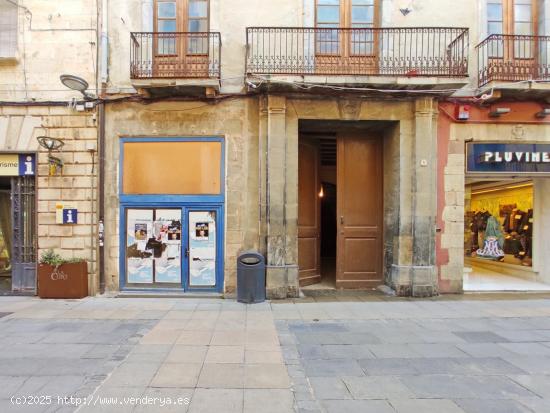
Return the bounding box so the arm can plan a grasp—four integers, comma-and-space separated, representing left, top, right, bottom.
60, 74, 96, 101
37, 136, 64, 176
536, 108, 550, 118
489, 107, 511, 118
37, 136, 64, 151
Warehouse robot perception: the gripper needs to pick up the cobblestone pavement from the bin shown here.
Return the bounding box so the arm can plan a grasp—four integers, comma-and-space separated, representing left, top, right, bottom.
1, 294, 550, 412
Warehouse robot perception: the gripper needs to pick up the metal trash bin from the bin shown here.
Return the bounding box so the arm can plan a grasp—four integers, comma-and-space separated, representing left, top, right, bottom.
237, 251, 266, 304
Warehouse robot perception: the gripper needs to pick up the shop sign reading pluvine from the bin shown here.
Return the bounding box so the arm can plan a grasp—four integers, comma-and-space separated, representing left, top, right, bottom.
466, 143, 550, 174
0, 154, 35, 176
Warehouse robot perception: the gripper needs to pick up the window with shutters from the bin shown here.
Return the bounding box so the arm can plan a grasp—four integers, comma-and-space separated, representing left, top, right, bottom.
0, 0, 17, 58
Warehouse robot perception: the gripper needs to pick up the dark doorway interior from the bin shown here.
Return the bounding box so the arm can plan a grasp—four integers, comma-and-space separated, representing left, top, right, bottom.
0, 176, 11, 295
320, 182, 336, 286
318, 135, 337, 287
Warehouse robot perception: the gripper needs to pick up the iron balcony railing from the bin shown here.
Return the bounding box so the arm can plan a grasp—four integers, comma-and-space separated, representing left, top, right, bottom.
246, 27, 469, 77
477, 34, 550, 87
130, 32, 221, 79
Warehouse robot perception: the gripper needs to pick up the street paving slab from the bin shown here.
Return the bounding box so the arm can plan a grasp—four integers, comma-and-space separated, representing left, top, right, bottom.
1, 293, 550, 412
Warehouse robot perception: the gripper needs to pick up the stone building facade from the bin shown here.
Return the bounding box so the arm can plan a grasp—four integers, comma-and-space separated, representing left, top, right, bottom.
101, 0, 472, 298
3, 0, 550, 298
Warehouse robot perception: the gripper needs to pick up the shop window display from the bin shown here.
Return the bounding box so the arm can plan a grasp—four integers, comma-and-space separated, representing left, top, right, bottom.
466, 181, 533, 267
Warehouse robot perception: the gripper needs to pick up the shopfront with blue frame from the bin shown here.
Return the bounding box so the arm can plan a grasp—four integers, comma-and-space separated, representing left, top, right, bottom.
118, 137, 225, 293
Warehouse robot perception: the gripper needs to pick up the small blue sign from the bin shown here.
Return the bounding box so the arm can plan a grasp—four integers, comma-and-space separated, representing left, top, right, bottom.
466, 143, 550, 174
62, 209, 78, 224
18, 154, 35, 176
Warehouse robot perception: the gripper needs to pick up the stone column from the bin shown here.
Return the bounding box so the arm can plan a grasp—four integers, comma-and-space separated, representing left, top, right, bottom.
258, 97, 268, 255
410, 97, 438, 296
391, 98, 439, 297
264, 95, 299, 298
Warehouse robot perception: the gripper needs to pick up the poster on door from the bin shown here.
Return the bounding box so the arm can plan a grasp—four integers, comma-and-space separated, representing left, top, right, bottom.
126, 209, 154, 283
126, 209, 181, 284
153, 210, 181, 283
189, 211, 216, 287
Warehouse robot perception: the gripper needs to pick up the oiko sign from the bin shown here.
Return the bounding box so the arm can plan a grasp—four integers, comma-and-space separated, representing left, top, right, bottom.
467, 143, 550, 174
50, 269, 68, 281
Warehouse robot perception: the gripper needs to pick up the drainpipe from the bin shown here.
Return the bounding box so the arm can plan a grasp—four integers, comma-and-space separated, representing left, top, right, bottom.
100, 0, 109, 84
98, 102, 105, 294
98, 0, 108, 293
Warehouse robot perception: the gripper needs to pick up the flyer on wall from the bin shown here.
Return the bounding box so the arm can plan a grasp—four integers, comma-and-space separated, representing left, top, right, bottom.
189, 211, 217, 287
126, 209, 154, 283
154, 210, 182, 283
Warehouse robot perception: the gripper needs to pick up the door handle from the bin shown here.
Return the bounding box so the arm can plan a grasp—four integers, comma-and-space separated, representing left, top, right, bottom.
185, 248, 189, 258
340, 216, 344, 225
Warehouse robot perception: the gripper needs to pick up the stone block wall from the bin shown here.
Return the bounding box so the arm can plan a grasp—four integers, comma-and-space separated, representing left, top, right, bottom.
0, 105, 99, 294
437, 117, 466, 294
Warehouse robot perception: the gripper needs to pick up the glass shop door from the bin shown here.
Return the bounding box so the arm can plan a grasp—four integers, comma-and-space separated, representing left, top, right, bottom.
125, 208, 183, 288
187, 209, 218, 289
124, 207, 220, 291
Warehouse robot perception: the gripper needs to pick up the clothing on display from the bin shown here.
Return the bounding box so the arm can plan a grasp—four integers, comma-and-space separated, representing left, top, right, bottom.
476, 216, 505, 260
469, 210, 491, 251
502, 208, 532, 263
466, 182, 533, 267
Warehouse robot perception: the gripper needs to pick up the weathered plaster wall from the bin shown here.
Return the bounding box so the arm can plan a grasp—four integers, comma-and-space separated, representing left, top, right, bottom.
0, 0, 98, 101
103, 98, 260, 293
108, 0, 302, 94
107, 0, 486, 94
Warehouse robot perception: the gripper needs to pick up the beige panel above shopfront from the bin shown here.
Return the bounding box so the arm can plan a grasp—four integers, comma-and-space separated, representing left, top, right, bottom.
122, 140, 222, 195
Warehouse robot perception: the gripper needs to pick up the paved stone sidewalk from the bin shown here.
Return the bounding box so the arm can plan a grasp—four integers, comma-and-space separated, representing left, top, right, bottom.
2, 294, 550, 412
272, 295, 550, 413
0, 297, 292, 413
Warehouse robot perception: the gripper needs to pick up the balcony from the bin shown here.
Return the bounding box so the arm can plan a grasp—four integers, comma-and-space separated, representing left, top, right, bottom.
130, 32, 221, 96
477, 34, 550, 90
245, 27, 469, 91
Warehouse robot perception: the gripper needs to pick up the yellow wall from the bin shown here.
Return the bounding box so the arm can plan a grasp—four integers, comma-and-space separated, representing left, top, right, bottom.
470, 185, 533, 219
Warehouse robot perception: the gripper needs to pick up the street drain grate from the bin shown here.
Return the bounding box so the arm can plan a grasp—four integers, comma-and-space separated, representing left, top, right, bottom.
0, 312, 13, 319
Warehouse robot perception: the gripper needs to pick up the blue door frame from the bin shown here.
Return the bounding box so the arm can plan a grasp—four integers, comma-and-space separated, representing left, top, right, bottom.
119, 137, 225, 293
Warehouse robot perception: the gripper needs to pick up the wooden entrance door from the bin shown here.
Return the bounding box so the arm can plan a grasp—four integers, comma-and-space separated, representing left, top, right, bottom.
298, 139, 321, 286
336, 134, 382, 289
153, 0, 210, 77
